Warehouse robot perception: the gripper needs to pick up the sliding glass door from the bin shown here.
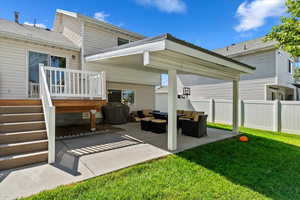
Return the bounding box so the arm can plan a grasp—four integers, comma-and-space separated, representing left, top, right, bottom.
28, 51, 66, 97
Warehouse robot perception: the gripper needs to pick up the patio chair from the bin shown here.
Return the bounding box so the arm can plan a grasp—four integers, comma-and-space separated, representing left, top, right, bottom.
181, 114, 208, 138
140, 117, 154, 131
151, 119, 167, 134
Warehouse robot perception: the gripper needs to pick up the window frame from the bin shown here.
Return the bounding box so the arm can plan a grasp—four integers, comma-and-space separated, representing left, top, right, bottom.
121, 89, 135, 105
26, 50, 68, 98
107, 89, 135, 105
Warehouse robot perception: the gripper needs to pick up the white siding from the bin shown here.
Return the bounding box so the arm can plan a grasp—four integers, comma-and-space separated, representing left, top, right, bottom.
179, 50, 277, 100
84, 24, 141, 56
187, 77, 276, 100
54, 14, 82, 47
276, 50, 294, 87
86, 62, 160, 86
155, 94, 194, 112
0, 37, 80, 99
107, 82, 155, 111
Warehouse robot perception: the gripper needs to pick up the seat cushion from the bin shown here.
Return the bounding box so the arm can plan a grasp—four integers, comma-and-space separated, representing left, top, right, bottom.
183, 111, 193, 118
143, 109, 153, 117
141, 117, 154, 121
151, 119, 167, 123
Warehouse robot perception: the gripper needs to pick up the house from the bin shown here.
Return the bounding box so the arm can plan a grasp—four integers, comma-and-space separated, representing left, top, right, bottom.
157, 37, 297, 101
0, 9, 255, 170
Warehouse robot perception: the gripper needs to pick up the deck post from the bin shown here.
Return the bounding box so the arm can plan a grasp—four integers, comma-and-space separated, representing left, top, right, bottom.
168, 69, 177, 151
90, 109, 97, 131
232, 80, 239, 134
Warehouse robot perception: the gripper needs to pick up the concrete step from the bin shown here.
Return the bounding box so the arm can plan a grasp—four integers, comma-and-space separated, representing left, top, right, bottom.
0, 113, 44, 123
0, 139, 48, 157
0, 121, 46, 133
0, 151, 48, 171
0, 106, 43, 114
0, 130, 47, 144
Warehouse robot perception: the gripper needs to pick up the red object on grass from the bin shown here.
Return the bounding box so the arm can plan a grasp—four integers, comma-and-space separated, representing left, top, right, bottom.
240, 136, 249, 142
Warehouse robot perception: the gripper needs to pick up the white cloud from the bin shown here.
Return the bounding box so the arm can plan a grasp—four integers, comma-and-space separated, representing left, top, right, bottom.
235, 0, 285, 32
136, 0, 186, 13
24, 21, 47, 29
94, 11, 110, 22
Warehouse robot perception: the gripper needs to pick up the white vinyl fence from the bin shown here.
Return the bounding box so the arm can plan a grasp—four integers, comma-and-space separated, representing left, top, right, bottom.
155, 94, 300, 135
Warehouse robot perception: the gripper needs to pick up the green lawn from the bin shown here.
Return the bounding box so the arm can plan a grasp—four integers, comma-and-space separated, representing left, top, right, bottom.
23, 124, 300, 200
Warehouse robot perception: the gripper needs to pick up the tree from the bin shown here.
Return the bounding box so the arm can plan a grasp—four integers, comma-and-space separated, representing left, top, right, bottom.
265, 0, 300, 58
294, 67, 300, 82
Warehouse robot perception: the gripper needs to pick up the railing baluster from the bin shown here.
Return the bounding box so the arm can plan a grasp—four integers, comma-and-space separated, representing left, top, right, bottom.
38, 66, 106, 99
72, 72, 75, 95
59, 71, 62, 95
49, 69, 52, 95
54, 69, 57, 95
84, 73, 87, 97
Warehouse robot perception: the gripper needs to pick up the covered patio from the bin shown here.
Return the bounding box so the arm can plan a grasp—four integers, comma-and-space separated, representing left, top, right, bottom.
86, 33, 256, 151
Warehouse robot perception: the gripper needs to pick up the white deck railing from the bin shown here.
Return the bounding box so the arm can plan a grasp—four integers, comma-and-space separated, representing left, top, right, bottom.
41, 65, 106, 99
39, 64, 56, 164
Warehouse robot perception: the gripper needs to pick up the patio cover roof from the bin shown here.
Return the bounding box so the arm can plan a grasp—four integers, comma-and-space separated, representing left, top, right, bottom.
85, 34, 255, 81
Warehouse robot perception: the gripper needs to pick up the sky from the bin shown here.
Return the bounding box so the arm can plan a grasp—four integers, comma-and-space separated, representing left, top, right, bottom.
1, 0, 287, 50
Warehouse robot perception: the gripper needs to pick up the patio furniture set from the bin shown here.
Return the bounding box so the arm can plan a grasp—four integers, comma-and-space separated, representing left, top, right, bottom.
134, 110, 208, 138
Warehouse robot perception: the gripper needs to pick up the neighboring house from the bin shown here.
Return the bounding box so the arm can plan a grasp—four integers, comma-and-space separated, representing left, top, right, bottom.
157, 37, 297, 101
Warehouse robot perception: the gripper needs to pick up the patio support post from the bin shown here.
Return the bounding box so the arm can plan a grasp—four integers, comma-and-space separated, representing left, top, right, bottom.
90, 109, 97, 131
232, 80, 239, 134
168, 69, 177, 151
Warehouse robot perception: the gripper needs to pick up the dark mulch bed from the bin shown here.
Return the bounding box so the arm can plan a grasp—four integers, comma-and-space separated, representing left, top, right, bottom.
56, 123, 125, 138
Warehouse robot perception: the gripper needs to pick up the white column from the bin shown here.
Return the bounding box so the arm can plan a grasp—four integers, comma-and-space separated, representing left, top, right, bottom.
232, 80, 239, 134
168, 69, 177, 151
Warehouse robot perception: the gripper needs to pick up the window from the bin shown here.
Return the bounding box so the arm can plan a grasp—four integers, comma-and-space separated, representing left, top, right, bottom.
288, 60, 293, 74
108, 89, 135, 105
29, 51, 49, 84
117, 37, 129, 46
28, 51, 66, 84
50, 56, 66, 69
122, 90, 135, 105
271, 91, 275, 100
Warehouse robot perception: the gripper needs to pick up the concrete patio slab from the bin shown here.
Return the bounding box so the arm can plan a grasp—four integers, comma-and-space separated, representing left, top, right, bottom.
0, 123, 235, 200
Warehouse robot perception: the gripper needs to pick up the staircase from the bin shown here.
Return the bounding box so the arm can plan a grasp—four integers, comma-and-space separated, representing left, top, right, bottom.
0, 100, 48, 171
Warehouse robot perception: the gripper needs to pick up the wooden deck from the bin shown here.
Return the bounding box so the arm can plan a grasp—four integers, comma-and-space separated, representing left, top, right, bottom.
52, 99, 107, 113
0, 99, 107, 132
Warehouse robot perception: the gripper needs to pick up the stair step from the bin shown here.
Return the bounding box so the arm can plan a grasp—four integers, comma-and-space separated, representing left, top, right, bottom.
0, 139, 48, 157
0, 99, 42, 106
0, 106, 43, 114
0, 121, 46, 133
0, 151, 48, 171
0, 130, 47, 144
0, 113, 44, 123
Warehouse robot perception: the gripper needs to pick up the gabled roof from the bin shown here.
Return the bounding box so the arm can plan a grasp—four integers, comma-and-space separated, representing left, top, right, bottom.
0, 18, 80, 51
214, 37, 277, 57
56, 9, 145, 40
